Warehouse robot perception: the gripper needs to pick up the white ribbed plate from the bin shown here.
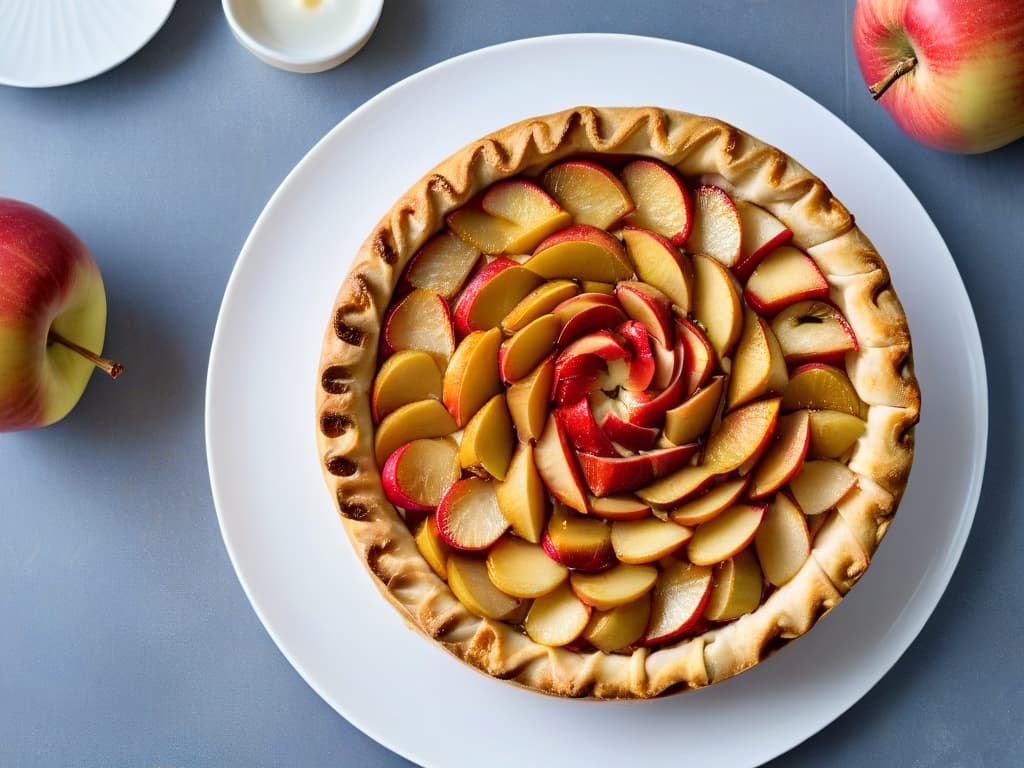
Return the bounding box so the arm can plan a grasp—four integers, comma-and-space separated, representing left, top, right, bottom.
0, 0, 176, 88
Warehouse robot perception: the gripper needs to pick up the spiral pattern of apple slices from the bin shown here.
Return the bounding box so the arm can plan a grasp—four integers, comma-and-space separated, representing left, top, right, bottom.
369, 157, 871, 654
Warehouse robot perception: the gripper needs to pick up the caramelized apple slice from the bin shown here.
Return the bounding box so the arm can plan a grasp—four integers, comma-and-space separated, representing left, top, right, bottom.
496, 442, 550, 544
534, 415, 591, 513
594, 395, 660, 452
405, 229, 481, 298
733, 200, 793, 280
525, 582, 592, 647
540, 159, 635, 229
685, 185, 742, 267
688, 503, 766, 566
637, 464, 717, 508
807, 409, 867, 458
621, 226, 694, 313
692, 253, 742, 360
571, 563, 658, 610
459, 393, 514, 480
615, 280, 675, 347
620, 159, 693, 245
669, 476, 749, 526
541, 506, 614, 571
453, 257, 544, 336
702, 548, 763, 621
374, 398, 458, 466
526, 224, 634, 283
755, 493, 811, 586
744, 246, 830, 315
702, 398, 781, 474
486, 536, 568, 598
677, 317, 715, 397
414, 516, 451, 580
788, 460, 858, 515
770, 300, 858, 366
582, 594, 651, 652
506, 354, 554, 442
728, 309, 788, 410
371, 350, 443, 423
587, 494, 651, 521
435, 477, 510, 551
556, 299, 628, 346
610, 517, 693, 564
616, 320, 656, 392
555, 397, 620, 458
747, 410, 811, 500
443, 327, 503, 427
642, 559, 713, 645
447, 553, 522, 620
782, 363, 863, 416
501, 279, 578, 333
382, 437, 461, 511
481, 179, 573, 252
499, 313, 561, 383
577, 444, 698, 497
382, 289, 455, 367
664, 376, 724, 445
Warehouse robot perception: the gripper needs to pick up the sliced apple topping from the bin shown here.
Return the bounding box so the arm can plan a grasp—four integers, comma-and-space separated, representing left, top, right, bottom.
555, 396, 620, 458
453, 258, 544, 337
556, 296, 628, 346
688, 503, 766, 566
540, 159, 635, 229
443, 327, 503, 427
638, 464, 717, 508
459, 393, 514, 480
374, 398, 458, 466
782, 363, 863, 416
733, 200, 793, 280
449, 180, 571, 254
615, 280, 675, 347
499, 313, 561, 383
525, 582, 592, 647
447, 553, 523, 620
436, 477, 510, 551
692, 253, 742, 360
685, 185, 742, 267
620, 159, 693, 245
414, 516, 452, 579
771, 300, 858, 366
677, 317, 715, 397
669, 476, 749, 526
642, 559, 713, 646
382, 289, 455, 367
582, 595, 651, 652
747, 410, 811, 500
616, 320, 656, 392
702, 548, 763, 622
754, 493, 811, 586
496, 442, 550, 544
405, 229, 481, 298
702, 398, 781, 474
487, 536, 569, 599
542, 506, 615, 571
587, 493, 650, 521
382, 437, 461, 511
534, 415, 591, 514
807, 409, 867, 458
501, 279, 578, 333
788, 460, 858, 516
371, 350, 443, 423
727, 309, 787, 410
744, 246, 830, 315
577, 443, 697, 497
505, 354, 554, 442
611, 517, 693, 564
664, 375, 724, 445
622, 227, 694, 313
571, 563, 658, 610
526, 224, 634, 283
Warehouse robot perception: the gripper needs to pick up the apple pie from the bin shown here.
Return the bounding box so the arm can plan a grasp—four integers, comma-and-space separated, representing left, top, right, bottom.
315, 107, 919, 699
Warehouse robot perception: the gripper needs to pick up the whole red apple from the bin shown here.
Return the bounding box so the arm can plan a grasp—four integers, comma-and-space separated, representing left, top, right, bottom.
853, 0, 1024, 153
0, 199, 121, 432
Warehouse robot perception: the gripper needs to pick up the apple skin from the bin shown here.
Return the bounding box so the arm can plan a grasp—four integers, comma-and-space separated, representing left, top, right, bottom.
853, 0, 1024, 153
0, 199, 108, 431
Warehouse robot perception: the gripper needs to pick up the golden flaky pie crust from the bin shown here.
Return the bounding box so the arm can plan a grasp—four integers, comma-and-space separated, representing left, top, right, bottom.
315, 107, 920, 699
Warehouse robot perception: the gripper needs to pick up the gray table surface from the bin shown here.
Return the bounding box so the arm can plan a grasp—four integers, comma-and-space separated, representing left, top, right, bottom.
2, 2, 1021, 766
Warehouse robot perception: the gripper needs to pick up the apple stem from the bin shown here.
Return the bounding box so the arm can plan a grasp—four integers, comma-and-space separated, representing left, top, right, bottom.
869, 56, 917, 101
47, 331, 124, 379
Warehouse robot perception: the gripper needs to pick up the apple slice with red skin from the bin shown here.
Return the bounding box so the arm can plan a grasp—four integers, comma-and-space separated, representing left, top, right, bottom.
551, 330, 631, 405
453, 257, 544, 337
594, 397, 660, 451
702, 397, 781, 474
641, 559, 714, 646
436, 477, 510, 551
555, 396, 621, 458
541, 505, 615, 571
443, 327, 503, 427
677, 317, 715, 397
744, 246, 830, 315
692, 252, 743, 360
374, 398, 458, 466
616, 320, 656, 391
371, 349, 443, 423
621, 226, 695, 313
534, 414, 591, 513
381, 289, 455, 367
669, 475, 750, 526
728, 309, 789, 410
747, 410, 811, 500
685, 185, 743, 267
458, 393, 515, 480
525, 582, 593, 647
540, 159, 635, 229
555, 300, 628, 346
481, 179, 574, 253
732, 200, 793, 280
552, 291, 620, 324
571, 563, 658, 610
620, 159, 693, 245
663, 375, 724, 445
496, 441, 550, 544
687, 503, 766, 566
382, 437, 461, 512
618, 357, 686, 428
614, 280, 675, 348
576, 443, 698, 497
499, 313, 561, 383
403, 229, 481, 299
637, 464, 717, 508
506, 354, 554, 442
650, 335, 678, 391
782, 363, 863, 416
587, 493, 651, 521
771, 300, 859, 366
788, 459, 859, 515
447, 553, 523, 620
611, 517, 693, 564
501, 279, 578, 333
582, 595, 651, 652
486, 536, 569, 599
526, 224, 634, 283
702, 548, 763, 621
807, 409, 867, 458
755, 493, 811, 587
414, 516, 451, 579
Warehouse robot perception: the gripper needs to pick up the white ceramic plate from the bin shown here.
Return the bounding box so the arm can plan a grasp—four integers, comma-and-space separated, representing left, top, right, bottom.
206, 35, 986, 768
0, 0, 176, 88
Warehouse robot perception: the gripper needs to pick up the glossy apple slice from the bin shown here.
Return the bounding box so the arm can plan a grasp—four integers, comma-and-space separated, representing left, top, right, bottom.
747, 410, 811, 500
587, 493, 650, 521
495, 442, 549, 544
374, 398, 458, 466
501, 279, 578, 333
542, 506, 614, 571
744, 246, 830, 315
506, 354, 554, 442
382, 289, 455, 367
621, 226, 694, 313
728, 309, 788, 410
556, 300, 628, 346
641, 559, 713, 645
617, 360, 686, 428
486, 536, 568, 599
571, 563, 658, 610
610, 517, 693, 564
577, 443, 698, 497
614, 280, 674, 348
615, 320, 656, 392
637, 464, 717, 508
552, 291, 619, 323
664, 375, 724, 445
702, 398, 781, 474
788, 460, 858, 516
582, 595, 651, 652
555, 397, 620, 458
687, 503, 766, 566
414, 516, 451, 580
755, 493, 811, 586
807, 409, 867, 458
371, 349, 443, 423
782, 363, 863, 416
691, 253, 742, 360
453, 257, 544, 337
404, 229, 481, 298
540, 159, 635, 229
525, 582, 592, 647
702, 548, 763, 621
685, 185, 742, 267
669, 476, 749, 526
526, 224, 634, 283
481, 179, 574, 252
677, 318, 714, 397
770, 300, 859, 366
650, 335, 678, 390
620, 159, 693, 245
594, 396, 660, 451
447, 553, 522, 620
382, 437, 461, 511
435, 477, 510, 551
443, 327, 503, 427
459, 393, 514, 480
733, 200, 793, 280
499, 313, 561, 383
534, 415, 591, 513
